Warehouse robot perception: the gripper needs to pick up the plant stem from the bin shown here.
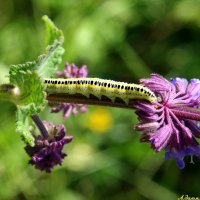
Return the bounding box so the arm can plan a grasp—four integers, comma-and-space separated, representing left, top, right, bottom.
31, 115, 49, 139
46, 93, 200, 121
47, 93, 137, 109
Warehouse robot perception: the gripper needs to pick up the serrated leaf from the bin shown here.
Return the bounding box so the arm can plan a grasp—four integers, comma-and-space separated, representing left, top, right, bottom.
37, 42, 65, 78
9, 61, 37, 76
42, 15, 64, 45
37, 15, 65, 78
8, 15, 65, 111
10, 69, 46, 114
10, 17, 65, 79
8, 15, 65, 145
16, 108, 35, 146
10, 69, 46, 146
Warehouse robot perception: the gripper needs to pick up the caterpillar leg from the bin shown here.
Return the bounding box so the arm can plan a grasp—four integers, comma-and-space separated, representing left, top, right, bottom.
109, 97, 116, 103
123, 98, 129, 105
95, 94, 102, 100
82, 93, 90, 98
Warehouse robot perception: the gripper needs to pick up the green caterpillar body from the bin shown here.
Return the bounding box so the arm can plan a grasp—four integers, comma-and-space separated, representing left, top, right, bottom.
44, 78, 157, 104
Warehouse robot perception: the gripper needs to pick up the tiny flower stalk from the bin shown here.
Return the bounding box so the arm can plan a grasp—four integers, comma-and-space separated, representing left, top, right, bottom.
0, 83, 20, 103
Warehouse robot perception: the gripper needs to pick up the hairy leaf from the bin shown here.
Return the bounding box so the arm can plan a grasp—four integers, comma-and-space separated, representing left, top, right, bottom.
8, 15, 65, 145
42, 15, 64, 45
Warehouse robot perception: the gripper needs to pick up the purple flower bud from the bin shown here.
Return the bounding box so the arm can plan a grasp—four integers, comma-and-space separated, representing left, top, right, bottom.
134, 74, 200, 168
25, 120, 73, 173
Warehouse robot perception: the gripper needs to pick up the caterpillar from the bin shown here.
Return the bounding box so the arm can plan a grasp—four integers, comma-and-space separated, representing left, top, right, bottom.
44, 78, 157, 104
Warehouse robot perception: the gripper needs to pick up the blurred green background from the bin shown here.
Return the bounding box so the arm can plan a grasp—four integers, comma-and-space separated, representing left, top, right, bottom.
0, 0, 200, 200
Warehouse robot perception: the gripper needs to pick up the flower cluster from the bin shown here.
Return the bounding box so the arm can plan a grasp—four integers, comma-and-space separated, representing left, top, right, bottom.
51, 63, 88, 118
134, 74, 200, 168
25, 120, 73, 172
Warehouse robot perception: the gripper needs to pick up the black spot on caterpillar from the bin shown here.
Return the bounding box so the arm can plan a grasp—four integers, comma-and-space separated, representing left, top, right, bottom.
44, 78, 157, 104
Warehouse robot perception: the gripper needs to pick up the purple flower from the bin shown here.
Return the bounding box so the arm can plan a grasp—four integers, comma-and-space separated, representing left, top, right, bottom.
134, 74, 200, 169
51, 103, 88, 119
51, 63, 88, 118
25, 118, 73, 173
57, 63, 88, 78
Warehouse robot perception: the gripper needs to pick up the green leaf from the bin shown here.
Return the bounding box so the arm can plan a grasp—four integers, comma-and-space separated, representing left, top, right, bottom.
37, 15, 65, 78
9, 16, 65, 79
9, 61, 37, 75
37, 42, 65, 78
10, 68, 46, 146
42, 15, 64, 45
10, 68, 46, 113
16, 108, 35, 146
8, 15, 65, 145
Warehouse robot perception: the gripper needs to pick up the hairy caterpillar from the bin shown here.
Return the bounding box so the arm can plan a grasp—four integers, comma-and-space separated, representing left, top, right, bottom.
44, 78, 157, 104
